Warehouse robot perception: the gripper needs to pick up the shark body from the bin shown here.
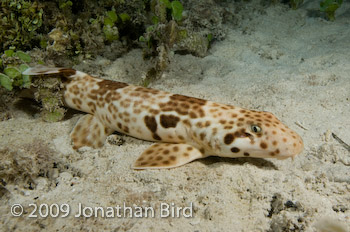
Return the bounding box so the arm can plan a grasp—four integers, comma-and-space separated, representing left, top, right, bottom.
24, 66, 304, 169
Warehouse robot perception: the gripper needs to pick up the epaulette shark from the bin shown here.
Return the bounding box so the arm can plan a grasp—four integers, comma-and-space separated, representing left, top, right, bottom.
23, 66, 304, 169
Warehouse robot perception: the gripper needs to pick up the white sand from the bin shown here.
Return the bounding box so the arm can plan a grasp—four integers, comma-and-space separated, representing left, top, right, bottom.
1, 1, 349, 231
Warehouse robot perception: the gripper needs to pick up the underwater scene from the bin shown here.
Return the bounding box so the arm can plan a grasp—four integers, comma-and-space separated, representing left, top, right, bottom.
0, 0, 349, 231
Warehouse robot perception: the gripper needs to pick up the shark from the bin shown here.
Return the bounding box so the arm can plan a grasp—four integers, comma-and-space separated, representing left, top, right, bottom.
23, 66, 304, 169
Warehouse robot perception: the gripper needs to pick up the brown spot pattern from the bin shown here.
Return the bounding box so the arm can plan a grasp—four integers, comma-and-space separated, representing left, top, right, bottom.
133, 143, 202, 169
260, 142, 268, 149
160, 114, 180, 128
231, 147, 240, 153
158, 94, 207, 119
224, 133, 234, 145
144, 115, 161, 140
59, 67, 304, 163
135, 87, 160, 95
98, 80, 128, 91
170, 94, 206, 105
144, 115, 157, 133
200, 132, 205, 141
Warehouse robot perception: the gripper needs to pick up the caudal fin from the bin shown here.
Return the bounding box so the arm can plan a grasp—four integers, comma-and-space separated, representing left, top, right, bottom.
22, 65, 78, 80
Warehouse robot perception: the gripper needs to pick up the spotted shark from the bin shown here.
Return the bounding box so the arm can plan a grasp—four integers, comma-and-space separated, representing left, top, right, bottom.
23, 66, 304, 169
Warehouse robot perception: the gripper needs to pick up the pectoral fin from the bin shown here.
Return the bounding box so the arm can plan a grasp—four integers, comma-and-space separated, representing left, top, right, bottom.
70, 114, 113, 149
133, 143, 205, 169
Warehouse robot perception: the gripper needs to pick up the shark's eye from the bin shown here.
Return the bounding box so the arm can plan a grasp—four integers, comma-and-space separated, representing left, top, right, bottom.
251, 125, 262, 133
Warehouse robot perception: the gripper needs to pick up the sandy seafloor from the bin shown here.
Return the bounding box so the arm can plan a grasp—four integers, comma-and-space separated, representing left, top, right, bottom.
1, 1, 350, 231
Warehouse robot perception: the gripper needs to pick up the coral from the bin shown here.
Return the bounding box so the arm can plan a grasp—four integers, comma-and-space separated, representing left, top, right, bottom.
0, 88, 15, 121
0, 49, 66, 122
1, 0, 223, 68
290, 0, 304, 9
140, 0, 214, 82
173, 28, 209, 57
47, 28, 71, 54
0, 141, 56, 188
0, 48, 67, 122
0, 0, 228, 117
40, 0, 146, 64
0, 139, 80, 191
32, 74, 67, 122
2, 0, 145, 64
181, 0, 226, 41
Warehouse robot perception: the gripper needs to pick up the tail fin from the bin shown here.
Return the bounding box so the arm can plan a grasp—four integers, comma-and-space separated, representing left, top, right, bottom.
22, 66, 78, 80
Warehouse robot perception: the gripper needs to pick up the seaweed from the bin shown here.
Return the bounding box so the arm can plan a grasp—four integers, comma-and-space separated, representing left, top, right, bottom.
0, 0, 44, 53
139, 0, 209, 85
0, 49, 32, 91
32, 76, 67, 122
0, 0, 221, 120
320, 0, 343, 21
102, 9, 132, 43
1, 0, 216, 69
290, 0, 304, 9
0, 49, 66, 122
289, 0, 343, 21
